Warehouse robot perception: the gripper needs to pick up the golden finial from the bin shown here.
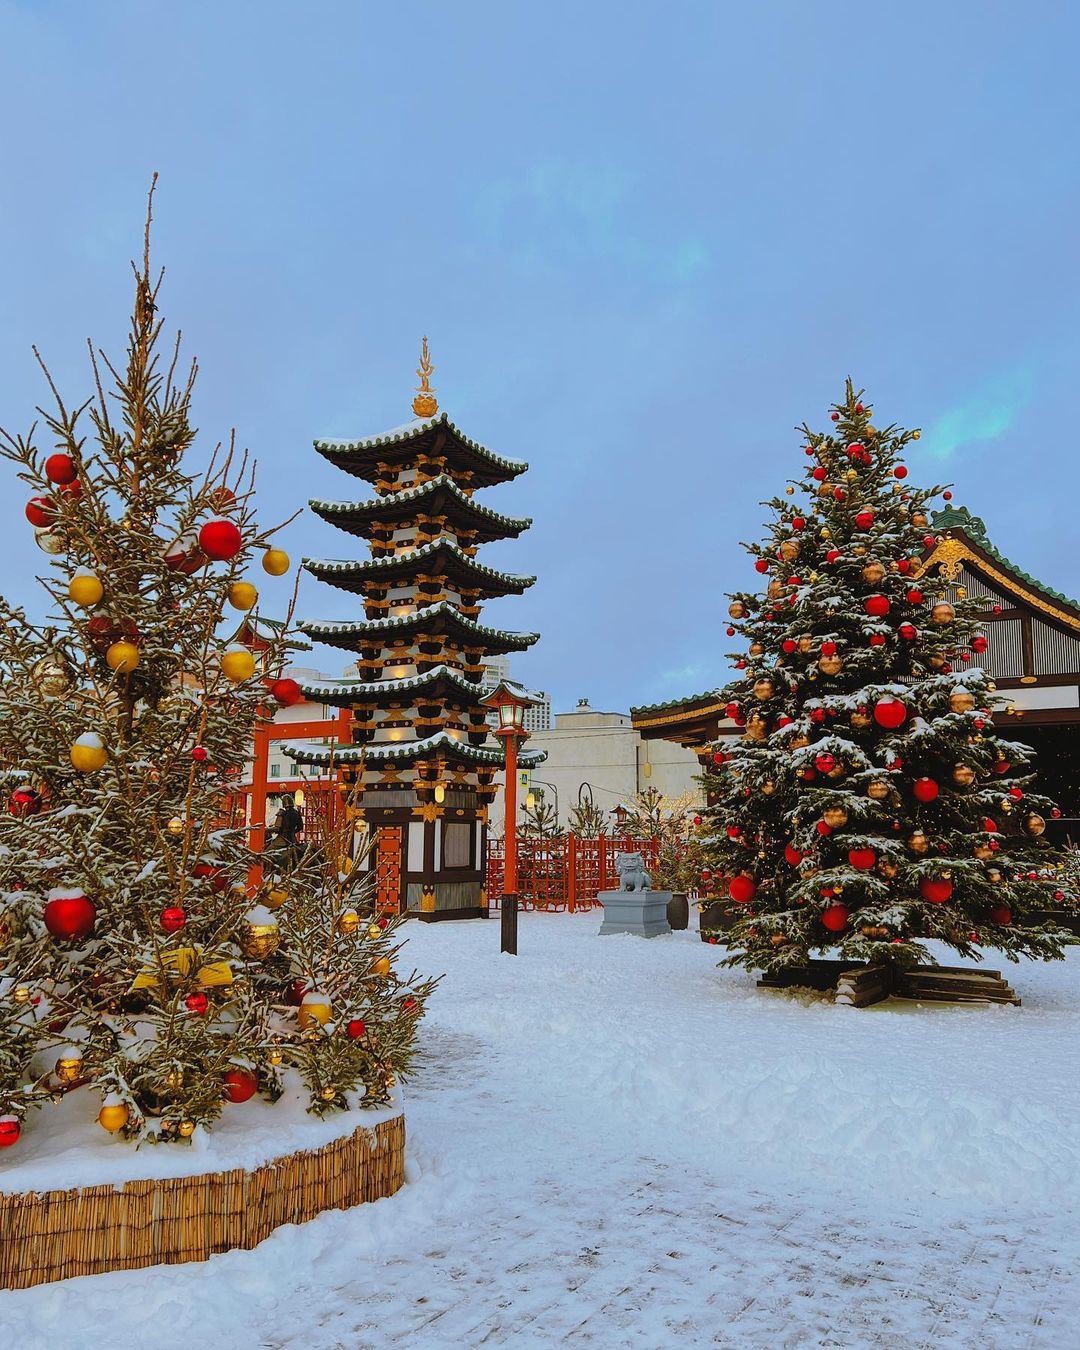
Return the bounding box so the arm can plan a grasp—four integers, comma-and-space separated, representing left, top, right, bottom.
411, 337, 438, 418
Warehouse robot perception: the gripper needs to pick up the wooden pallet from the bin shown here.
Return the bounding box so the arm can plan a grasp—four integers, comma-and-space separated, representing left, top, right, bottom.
757, 960, 1020, 1008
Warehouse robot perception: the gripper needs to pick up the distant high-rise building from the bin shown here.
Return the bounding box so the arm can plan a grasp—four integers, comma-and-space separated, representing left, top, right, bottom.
481, 657, 549, 731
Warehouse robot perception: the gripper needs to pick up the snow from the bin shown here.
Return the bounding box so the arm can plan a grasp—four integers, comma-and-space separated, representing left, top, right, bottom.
0, 1074, 402, 1195
4, 914, 1080, 1346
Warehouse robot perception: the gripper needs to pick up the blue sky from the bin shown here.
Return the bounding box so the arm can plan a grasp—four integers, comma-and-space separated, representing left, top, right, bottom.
0, 1, 1077, 713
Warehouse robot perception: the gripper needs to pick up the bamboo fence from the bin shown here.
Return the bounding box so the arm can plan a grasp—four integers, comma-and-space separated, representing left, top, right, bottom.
0, 1110, 405, 1290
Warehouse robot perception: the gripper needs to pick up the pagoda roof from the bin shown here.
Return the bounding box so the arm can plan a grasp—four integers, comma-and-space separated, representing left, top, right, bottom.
284, 729, 546, 770
298, 600, 539, 656
304, 539, 535, 598
231, 615, 312, 653
309, 475, 531, 545
924, 505, 1080, 632
314, 411, 527, 488
295, 663, 482, 709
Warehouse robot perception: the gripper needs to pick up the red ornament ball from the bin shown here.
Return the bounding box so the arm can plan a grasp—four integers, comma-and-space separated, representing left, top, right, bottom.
783, 844, 803, 866
893, 465, 908, 479
897, 559, 912, 574
815, 753, 836, 773
44, 891, 96, 941
854, 510, 875, 530
847, 443, 864, 459
25, 496, 56, 527
185, 991, 210, 1016
919, 877, 953, 904
821, 904, 849, 933
160, 906, 187, 934
726, 626, 736, 636
874, 697, 907, 729
45, 452, 78, 485
782, 639, 797, 654
913, 777, 939, 803
347, 1018, 367, 1039
826, 549, 841, 564
943, 490, 953, 500
284, 978, 308, 1007
58, 478, 82, 500
1009, 786, 1024, 799
983, 817, 998, 833
223, 1068, 258, 1103
711, 750, 727, 767
848, 847, 877, 870
728, 875, 757, 904
821, 640, 837, 656
192, 861, 228, 892
809, 708, 825, 723
210, 485, 236, 510
725, 702, 741, 720
923, 535, 937, 549
8, 786, 42, 817
972, 635, 988, 654
163, 530, 206, 575
816, 820, 832, 837
833, 487, 847, 502
755, 558, 769, 573
869, 634, 886, 647
899, 623, 917, 641
989, 904, 1012, 926
791, 517, 806, 532
812, 466, 827, 481
0, 1116, 20, 1148
864, 594, 890, 617
270, 678, 303, 708
993, 760, 1010, 775
831, 412, 840, 421
905, 588, 924, 605
192, 745, 208, 762
198, 518, 243, 561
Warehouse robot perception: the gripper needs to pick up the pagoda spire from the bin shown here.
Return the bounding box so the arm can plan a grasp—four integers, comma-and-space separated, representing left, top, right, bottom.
412, 337, 438, 418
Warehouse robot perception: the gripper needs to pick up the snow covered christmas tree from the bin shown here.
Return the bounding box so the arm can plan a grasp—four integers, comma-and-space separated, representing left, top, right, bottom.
700, 381, 1072, 978
0, 186, 432, 1150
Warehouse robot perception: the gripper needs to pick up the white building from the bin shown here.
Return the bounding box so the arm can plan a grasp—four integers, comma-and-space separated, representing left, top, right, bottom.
486, 696, 702, 834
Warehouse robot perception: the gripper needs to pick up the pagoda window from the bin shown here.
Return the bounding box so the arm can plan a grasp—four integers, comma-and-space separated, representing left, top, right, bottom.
443, 821, 473, 870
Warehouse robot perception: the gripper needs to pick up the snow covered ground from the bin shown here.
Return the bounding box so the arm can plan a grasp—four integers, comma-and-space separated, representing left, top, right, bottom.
4, 912, 1080, 1348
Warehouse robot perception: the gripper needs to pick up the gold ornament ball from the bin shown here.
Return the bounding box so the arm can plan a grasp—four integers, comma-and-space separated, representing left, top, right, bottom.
788, 734, 810, 750
752, 677, 775, 701
105, 640, 139, 674
931, 602, 956, 625
221, 646, 256, 683
69, 572, 103, 607
97, 1102, 130, 1133
337, 909, 361, 935
227, 581, 258, 612
784, 486, 794, 496
268, 1049, 283, 1066
861, 561, 886, 585
778, 540, 799, 562
177, 1120, 196, 1137
262, 548, 290, 576
1026, 813, 1047, 837
818, 653, 843, 676
908, 830, 930, 855
241, 921, 280, 960
319, 1087, 337, 1101
34, 656, 70, 697
760, 780, 776, 796
743, 714, 768, 743
845, 467, 858, 482
852, 545, 867, 556
974, 843, 994, 861
867, 779, 890, 800
987, 867, 1003, 884
949, 689, 976, 713
367, 923, 382, 939
851, 710, 873, 731
952, 764, 976, 787
55, 1054, 83, 1085
769, 934, 787, 947
877, 859, 899, 879
167, 816, 185, 836
927, 654, 947, 670
826, 762, 846, 780
264, 886, 289, 910
164, 1068, 184, 1089
728, 600, 747, 620
70, 734, 107, 773
823, 805, 848, 829
911, 510, 929, 528
817, 481, 833, 497
36, 529, 64, 555
373, 957, 392, 978
749, 641, 764, 656
12, 985, 30, 1003
298, 998, 331, 1028
797, 634, 814, 653
767, 580, 785, 600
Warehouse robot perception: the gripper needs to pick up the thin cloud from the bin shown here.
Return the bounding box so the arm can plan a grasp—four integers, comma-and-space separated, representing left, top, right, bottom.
919, 367, 1035, 460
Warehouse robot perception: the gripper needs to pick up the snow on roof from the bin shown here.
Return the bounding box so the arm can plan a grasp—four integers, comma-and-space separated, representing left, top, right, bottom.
296, 663, 480, 699
298, 600, 539, 647
303, 538, 535, 588
284, 729, 547, 768
309, 474, 532, 534
314, 411, 528, 475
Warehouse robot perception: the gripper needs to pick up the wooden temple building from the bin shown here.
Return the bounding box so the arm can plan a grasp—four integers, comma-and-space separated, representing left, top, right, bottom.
286, 343, 543, 920
631, 505, 1080, 833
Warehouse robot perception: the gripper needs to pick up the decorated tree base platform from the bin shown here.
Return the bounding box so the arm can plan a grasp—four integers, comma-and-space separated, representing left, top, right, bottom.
0, 1090, 405, 1290
758, 960, 1019, 1008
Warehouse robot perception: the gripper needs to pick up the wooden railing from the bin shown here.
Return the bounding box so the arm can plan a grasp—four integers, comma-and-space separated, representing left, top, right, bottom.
486, 835, 662, 912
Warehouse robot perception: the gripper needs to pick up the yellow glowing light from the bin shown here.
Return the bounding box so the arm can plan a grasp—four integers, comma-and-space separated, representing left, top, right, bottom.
434, 784, 446, 803
526, 792, 535, 810
294, 788, 305, 808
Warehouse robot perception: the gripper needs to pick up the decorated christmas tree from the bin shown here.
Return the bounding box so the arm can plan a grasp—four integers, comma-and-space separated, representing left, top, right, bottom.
700, 381, 1072, 974
0, 186, 432, 1150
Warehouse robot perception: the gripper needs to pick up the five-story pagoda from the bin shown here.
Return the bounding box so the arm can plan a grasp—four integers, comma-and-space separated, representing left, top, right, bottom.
287, 342, 543, 920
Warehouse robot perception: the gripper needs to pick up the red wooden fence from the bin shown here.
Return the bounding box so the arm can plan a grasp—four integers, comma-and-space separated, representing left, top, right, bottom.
486, 835, 661, 911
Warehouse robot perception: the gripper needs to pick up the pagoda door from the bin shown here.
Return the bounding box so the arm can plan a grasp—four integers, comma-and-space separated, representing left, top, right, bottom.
374, 825, 403, 916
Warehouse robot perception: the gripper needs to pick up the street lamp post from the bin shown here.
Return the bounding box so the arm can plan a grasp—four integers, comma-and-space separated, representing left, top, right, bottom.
481, 681, 541, 955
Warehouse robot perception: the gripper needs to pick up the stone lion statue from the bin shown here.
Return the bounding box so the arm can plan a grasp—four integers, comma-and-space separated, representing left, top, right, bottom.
615, 852, 652, 893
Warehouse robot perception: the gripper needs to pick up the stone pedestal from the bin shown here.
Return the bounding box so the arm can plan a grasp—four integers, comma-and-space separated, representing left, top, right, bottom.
598, 890, 672, 938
